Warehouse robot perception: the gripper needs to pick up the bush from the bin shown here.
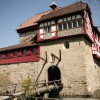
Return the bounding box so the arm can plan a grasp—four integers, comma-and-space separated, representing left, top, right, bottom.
21, 76, 35, 98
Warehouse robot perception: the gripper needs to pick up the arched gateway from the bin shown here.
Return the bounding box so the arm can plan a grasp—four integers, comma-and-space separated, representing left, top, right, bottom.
48, 65, 61, 82
47, 65, 62, 98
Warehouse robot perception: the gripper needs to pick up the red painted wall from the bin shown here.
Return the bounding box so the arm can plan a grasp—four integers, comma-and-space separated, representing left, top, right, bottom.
0, 46, 40, 65
0, 54, 39, 65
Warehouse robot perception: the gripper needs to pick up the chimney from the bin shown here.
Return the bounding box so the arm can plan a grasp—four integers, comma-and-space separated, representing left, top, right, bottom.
50, 2, 57, 10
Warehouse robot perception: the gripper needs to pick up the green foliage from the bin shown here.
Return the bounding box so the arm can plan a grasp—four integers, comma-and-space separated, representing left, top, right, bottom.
21, 76, 35, 97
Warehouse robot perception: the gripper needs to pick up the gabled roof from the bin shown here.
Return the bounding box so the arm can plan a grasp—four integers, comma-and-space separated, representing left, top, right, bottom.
17, 2, 88, 31
37, 2, 88, 22
17, 10, 52, 31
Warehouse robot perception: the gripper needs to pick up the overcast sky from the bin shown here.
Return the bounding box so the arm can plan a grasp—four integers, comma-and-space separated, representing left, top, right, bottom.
0, 0, 100, 48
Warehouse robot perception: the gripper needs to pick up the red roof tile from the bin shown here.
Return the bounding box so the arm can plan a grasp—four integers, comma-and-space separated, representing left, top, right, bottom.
38, 2, 88, 22
17, 10, 52, 30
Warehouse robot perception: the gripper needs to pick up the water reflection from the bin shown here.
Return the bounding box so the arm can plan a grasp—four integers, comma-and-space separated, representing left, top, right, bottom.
62, 98, 100, 100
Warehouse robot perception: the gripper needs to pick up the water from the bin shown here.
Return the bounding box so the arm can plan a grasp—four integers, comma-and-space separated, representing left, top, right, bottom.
62, 98, 100, 100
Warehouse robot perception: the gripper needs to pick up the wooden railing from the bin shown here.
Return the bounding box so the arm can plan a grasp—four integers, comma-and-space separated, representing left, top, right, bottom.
34, 80, 62, 95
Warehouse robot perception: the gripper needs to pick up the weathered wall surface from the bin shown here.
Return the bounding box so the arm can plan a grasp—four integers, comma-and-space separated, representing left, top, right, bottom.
0, 36, 100, 97
19, 31, 36, 43
82, 38, 100, 97
39, 36, 88, 96
0, 62, 39, 93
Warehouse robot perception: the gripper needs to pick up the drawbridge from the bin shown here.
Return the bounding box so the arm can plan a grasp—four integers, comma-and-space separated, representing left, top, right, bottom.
34, 79, 62, 96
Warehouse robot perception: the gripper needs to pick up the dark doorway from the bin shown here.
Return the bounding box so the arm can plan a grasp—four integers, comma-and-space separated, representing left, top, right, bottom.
48, 66, 62, 98
48, 66, 61, 82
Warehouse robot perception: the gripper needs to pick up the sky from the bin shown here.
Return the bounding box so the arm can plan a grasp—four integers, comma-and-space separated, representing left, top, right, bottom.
0, 0, 100, 48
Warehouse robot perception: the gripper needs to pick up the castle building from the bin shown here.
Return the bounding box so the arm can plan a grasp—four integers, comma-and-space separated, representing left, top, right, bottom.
0, 1, 100, 98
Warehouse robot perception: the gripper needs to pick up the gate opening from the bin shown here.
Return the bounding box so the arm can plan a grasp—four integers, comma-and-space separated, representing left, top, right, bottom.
48, 65, 62, 98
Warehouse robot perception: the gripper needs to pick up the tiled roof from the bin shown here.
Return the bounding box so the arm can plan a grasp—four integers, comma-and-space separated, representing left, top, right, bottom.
38, 2, 88, 22
17, 10, 52, 30
0, 42, 38, 52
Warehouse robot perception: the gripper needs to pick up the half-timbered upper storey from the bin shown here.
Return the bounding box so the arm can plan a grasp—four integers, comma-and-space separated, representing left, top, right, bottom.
37, 2, 86, 42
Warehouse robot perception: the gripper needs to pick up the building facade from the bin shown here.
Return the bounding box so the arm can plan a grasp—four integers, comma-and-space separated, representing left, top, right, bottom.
0, 1, 100, 98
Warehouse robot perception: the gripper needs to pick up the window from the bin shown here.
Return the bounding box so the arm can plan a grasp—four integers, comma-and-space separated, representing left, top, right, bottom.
64, 41, 69, 49
73, 20, 77, 28
14, 51, 17, 57
44, 26, 51, 33
63, 23, 67, 30
23, 50, 27, 56
77, 19, 82, 27
6, 52, 10, 58
32, 48, 37, 54
44, 27, 48, 33
67, 22, 72, 29
58, 23, 63, 31
0, 53, 2, 59
48, 26, 51, 32
67, 17, 71, 21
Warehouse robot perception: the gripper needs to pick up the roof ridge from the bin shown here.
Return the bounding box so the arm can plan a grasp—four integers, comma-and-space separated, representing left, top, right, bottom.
37, 1, 88, 22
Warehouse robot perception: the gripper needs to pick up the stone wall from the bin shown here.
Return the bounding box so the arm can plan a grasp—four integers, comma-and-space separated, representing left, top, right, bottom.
19, 30, 37, 43
0, 36, 100, 97
39, 36, 88, 96
82, 38, 100, 97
